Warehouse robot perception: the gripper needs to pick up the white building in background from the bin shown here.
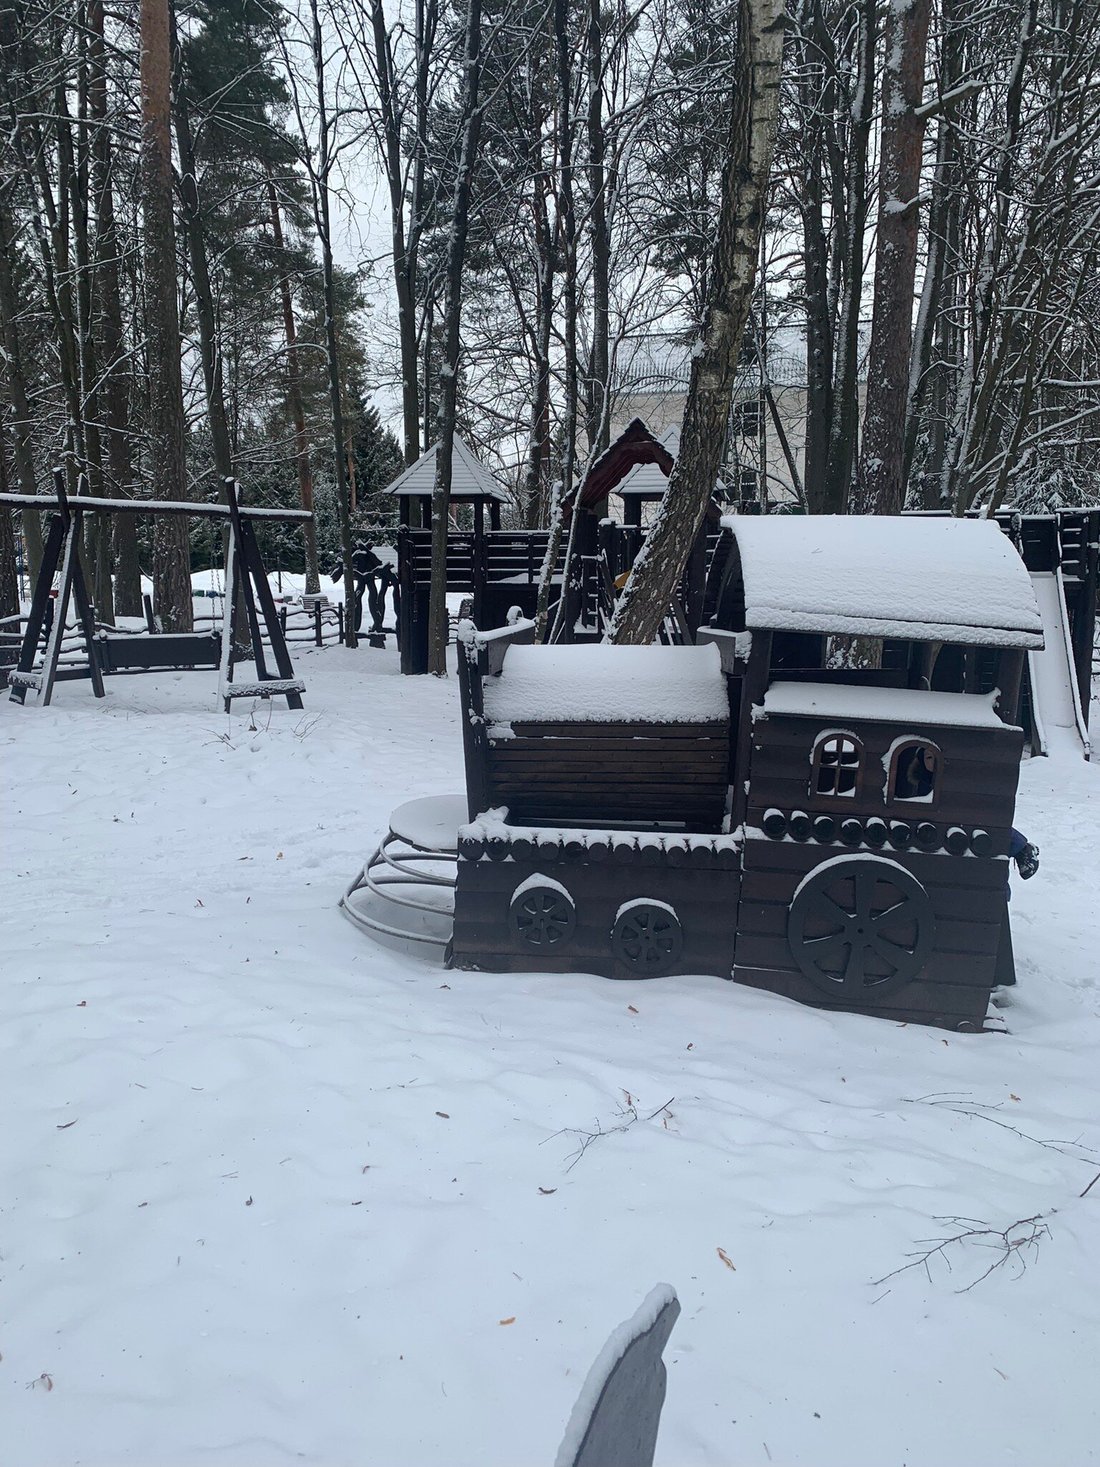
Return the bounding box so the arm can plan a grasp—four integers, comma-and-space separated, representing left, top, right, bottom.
607, 325, 870, 511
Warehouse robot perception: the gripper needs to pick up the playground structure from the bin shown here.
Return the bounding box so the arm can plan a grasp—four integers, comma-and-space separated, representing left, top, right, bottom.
391, 421, 1097, 732
342, 509, 1099, 1033
394, 420, 725, 672
446, 516, 1043, 1030
1006, 509, 1096, 760
2, 472, 306, 710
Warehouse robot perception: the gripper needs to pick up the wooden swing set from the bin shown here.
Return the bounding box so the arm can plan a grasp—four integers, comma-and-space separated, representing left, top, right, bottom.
2, 471, 307, 711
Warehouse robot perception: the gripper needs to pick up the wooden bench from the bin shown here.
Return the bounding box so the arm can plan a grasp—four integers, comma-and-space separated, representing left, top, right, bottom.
456, 621, 732, 831
94, 630, 221, 674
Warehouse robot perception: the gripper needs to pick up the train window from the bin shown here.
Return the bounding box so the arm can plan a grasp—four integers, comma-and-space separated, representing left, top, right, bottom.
890, 741, 941, 803
812, 734, 862, 797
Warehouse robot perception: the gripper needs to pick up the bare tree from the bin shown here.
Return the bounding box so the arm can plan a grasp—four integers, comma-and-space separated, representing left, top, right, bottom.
608, 0, 786, 645
856, 0, 931, 514
427, 0, 484, 675
268, 173, 321, 592
89, 0, 141, 613
140, 0, 192, 630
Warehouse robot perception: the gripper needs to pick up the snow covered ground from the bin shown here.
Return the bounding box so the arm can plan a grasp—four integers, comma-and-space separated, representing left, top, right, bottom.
1, 645, 1098, 1467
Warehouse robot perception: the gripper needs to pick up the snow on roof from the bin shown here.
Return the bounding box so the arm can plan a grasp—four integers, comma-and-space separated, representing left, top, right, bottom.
762, 682, 1011, 730
483, 643, 729, 724
385, 435, 507, 500
725, 515, 1043, 648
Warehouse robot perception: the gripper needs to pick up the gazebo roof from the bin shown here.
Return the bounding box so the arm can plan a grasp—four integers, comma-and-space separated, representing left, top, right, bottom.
723, 514, 1043, 648
386, 435, 508, 502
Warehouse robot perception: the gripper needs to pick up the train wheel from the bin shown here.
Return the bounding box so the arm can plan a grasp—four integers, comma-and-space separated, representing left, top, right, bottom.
786, 856, 935, 999
611, 901, 684, 976
509, 882, 576, 949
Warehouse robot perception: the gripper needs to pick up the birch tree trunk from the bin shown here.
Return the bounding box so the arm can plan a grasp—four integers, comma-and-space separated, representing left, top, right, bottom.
607, 0, 786, 646
426, 0, 482, 675
140, 0, 192, 632
855, 0, 930, 514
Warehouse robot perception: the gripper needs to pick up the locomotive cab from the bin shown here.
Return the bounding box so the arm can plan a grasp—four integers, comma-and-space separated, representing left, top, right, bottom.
713, 515, 1044, 1029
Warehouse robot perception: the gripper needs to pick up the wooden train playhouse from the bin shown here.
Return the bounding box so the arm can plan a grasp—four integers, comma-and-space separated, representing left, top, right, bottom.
440, 515, 1048, 1031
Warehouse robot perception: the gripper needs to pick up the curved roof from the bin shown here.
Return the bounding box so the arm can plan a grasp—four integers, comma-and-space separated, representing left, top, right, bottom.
723, 514, 1043, 648
616, 427, 680, 496
385, 435, 507, 501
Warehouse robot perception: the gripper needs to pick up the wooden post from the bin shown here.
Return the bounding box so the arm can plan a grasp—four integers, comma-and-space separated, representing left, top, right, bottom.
8, 514, 65, 703
996, 648, 1024, 727
731, 629, 772, 830
685, 520, 708, 638
455, 633, 491, 820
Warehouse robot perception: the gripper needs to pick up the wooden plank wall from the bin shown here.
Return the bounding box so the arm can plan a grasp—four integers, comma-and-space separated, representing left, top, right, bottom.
734, 712, 1024, 1029
485, 720, 730, 830
451, 845, 739, 979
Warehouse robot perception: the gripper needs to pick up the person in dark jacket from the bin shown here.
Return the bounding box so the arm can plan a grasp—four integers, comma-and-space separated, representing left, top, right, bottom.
331, 542, 391, 635
1009, 828, 1040, 882
997, 828, 1040, 988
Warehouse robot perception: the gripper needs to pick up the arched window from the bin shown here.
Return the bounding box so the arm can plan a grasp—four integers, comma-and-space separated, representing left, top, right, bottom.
812, 733, 863, 798
889, 740, 941, 805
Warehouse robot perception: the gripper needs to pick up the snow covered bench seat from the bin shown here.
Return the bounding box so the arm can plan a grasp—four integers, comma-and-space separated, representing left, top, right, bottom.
457, 627, 731, 831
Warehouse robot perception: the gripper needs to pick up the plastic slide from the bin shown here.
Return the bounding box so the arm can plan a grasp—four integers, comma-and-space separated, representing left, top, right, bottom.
1027, 571, 1091, 760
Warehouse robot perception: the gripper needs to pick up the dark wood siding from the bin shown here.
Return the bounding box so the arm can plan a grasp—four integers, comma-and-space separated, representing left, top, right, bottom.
484, 720, 730, 830
734, 834, 1009, 1029
452, 847, 739, 979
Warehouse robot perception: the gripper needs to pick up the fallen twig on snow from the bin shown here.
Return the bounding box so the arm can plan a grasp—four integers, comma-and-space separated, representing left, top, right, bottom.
872, 1211, 1054, 1293
903, 1093, 1098, 1166
545, 1096, 675, 1172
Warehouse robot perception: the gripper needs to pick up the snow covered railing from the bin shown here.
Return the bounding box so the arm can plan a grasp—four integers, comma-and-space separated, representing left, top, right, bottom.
458, 813, 740, 868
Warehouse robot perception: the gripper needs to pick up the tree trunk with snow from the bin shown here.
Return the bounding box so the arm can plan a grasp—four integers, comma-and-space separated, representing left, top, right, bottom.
585, 0, 610, 462
546, 0, 579, 640
819, 0, 876, 516
607, 0, 786, 646
426, 0, 482, 675
308, 0, 357, 645
89, 0, 141, 614
855, 0, 930, 514
268, 175, 320, 593
140, 0, 192, 633
368, 0, 438, 466
0, 445, 18, 617
0, 200, 44, 582
171, 30, 234, 491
